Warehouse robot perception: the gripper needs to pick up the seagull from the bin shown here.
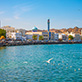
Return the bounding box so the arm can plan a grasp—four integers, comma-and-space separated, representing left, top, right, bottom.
74, 69, 76, 71
70, 66, 72, 68
46, 58, 53, 63
78, 68, 80, 70
23, 61, 28, 63
58, 63, 60, 65
66, 67, 68, 69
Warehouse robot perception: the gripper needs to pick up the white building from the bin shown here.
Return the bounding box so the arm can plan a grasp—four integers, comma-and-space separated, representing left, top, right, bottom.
59, 33, 67, 40
16, 29, 26, 36
25, 27, 49, 41
54, 33, 59, 40
68, 32, 81, 41
6, 32, 22, 40
74, 34, 81, 41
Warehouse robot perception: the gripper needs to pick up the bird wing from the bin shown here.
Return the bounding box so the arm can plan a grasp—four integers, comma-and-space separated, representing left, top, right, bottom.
48, 58, 53, 62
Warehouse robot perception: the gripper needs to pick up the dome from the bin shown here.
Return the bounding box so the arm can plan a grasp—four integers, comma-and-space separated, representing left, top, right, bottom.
32, 26, 38, 32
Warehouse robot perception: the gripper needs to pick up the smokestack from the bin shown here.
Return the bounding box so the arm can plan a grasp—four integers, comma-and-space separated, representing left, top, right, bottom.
48, 19, 50, 32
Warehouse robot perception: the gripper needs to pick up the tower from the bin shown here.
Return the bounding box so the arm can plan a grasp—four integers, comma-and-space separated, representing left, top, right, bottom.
47, 19, 51, 40
48, 19, 50, 32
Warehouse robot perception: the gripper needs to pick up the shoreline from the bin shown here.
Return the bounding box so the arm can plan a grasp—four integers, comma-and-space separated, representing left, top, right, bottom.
0, 41, 82, 47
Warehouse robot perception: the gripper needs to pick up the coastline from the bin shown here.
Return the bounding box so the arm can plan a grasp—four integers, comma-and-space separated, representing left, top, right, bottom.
0, 41, 82, 47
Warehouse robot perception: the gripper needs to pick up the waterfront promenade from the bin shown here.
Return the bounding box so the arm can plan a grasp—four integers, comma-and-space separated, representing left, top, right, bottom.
0, 41, 82, 47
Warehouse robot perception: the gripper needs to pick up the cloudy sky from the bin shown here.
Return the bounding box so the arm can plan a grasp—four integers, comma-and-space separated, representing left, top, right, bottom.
0, 0, 82, 30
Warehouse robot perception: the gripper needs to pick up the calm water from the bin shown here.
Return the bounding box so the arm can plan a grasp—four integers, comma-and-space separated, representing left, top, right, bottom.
0, 44, 82, 82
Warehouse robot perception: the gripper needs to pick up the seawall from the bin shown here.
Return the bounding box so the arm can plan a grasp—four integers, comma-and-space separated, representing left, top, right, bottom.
0, 41, 82, 47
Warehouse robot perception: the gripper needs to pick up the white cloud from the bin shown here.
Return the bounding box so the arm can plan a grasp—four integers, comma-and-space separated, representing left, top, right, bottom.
4, 18, 12, 21
13, 3, 33, 14
13, 4, 33, 20
14, 15, 20, 19
0, 11, 5, 15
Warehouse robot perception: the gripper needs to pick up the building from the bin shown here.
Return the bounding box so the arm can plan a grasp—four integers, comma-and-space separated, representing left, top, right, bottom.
16, 29, 26, 36
68, 32, 81, 41
59, 33, 67, 41
1, 26, 16, 32
54, 33, 59, 41
6, 32, 22, 40
74, 34, 81, 41
25, 27, 49, 41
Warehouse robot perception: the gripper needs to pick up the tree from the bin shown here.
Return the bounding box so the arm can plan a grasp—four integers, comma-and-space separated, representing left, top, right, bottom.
68, 35, 73, 40
81, 37, 82, 41
0, 29, 6, 38
39, 35, 44, 40
32, 35, 37, 40
0, 36, 5, 39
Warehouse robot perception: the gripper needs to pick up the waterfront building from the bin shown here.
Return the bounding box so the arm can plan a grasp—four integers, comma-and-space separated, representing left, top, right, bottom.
1, 26, 16, 32
54, 33, 59, 41
68, 32, 81, 41
81, 30, 82, 37
68, 32, 75, 37
6, 32, 22, 40
16, 29, 26, 36
58, 33, 67, 41
25, 27, 49, 41
74, 34, 81, 42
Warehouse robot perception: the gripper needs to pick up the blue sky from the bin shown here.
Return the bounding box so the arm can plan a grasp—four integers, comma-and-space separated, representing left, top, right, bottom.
0, 0, 82, 30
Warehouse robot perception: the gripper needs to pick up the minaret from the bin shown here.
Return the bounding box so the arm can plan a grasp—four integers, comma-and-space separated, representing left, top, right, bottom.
48, 19, 50, 32
47, 19, 51, 40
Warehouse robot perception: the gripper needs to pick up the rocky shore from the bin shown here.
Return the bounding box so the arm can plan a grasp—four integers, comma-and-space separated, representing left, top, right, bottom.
0, 41, 82, 47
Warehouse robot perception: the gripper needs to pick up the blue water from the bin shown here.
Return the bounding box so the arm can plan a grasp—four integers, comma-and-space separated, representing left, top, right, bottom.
0, 44, 82, 82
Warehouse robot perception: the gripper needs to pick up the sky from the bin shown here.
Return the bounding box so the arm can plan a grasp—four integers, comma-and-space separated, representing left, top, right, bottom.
0, 0, 82, 30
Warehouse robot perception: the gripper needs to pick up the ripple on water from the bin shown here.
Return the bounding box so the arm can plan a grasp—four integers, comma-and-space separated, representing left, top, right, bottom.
0, 44, 82, 82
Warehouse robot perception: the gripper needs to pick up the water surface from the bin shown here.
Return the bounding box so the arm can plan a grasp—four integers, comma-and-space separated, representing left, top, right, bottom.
0, 44, 82, 82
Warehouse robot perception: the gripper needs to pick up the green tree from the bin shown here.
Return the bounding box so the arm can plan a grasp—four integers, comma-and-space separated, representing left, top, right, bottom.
32, 35, 37, 40
68, 35, 74, 40
81, 37, 82, 40
39, 35, 44, 40
0, 29, 6, 38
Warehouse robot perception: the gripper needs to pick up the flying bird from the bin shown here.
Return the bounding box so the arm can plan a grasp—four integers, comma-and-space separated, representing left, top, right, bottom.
23, 61, 28, 63
46, 58, 53, 63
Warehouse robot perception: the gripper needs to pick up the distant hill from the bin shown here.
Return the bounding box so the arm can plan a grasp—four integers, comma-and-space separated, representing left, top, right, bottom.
26, 26, 82, 34
50, 26, 82, 34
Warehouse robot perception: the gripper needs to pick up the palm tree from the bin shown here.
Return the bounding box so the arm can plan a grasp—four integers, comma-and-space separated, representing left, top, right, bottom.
39, 35, 44, 40
32, 35, 37, 40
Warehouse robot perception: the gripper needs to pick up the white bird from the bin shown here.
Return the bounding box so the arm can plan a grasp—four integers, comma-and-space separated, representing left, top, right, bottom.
70, 66, 72, 68
58, 63, 60, 65
66, 67, 68, 69
78, 68, 80, 70
46, 58, 53, 63
74, 69, 76, 71
23, 61, 28, 63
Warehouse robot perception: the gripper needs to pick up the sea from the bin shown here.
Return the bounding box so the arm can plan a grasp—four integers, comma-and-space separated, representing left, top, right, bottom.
0, 44, 82, 82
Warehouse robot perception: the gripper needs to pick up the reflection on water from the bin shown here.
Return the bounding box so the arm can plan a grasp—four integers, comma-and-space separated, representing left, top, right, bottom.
0, 44, 82, 82
0, 46, 6, 50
